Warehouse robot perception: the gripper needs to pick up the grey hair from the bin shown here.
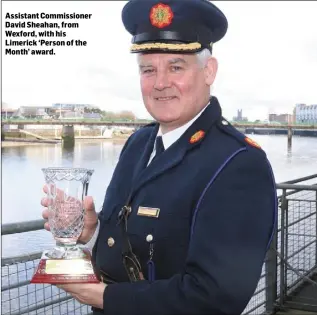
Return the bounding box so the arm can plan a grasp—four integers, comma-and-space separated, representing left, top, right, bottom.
136, 48, 212, 68
195, 48, 212, 68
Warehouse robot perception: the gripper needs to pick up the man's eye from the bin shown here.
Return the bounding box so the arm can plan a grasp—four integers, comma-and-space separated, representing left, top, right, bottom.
142, 69, 154, 74
171, 66, 182, 71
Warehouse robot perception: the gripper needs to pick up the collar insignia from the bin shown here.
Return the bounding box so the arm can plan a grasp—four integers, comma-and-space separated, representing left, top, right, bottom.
190, 130, 205, 144
150, 3, 174, 29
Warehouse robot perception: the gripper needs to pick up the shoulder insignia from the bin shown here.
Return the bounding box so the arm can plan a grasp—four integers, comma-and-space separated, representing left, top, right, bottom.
190, 130, 205, 144
150, 3, 174, 29
244, 136, 261, 149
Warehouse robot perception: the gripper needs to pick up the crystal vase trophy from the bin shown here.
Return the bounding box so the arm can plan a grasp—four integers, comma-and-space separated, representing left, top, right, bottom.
30, 167, 99, 284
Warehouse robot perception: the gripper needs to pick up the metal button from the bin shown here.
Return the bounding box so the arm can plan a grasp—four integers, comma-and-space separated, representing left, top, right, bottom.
146, 234, 153, 242
107, 237, 115, 247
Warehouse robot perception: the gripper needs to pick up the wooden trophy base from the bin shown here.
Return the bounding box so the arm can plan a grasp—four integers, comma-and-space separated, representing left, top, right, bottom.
30, 248, 100, 284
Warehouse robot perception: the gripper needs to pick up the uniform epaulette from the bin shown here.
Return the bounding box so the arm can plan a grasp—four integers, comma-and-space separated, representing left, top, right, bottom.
217, 118, 264, 152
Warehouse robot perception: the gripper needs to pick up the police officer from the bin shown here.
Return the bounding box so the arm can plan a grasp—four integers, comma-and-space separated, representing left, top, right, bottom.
42, 0, 277, 314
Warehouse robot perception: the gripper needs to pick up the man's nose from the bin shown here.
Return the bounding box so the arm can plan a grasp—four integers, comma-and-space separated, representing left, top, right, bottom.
154, 71, 171, 90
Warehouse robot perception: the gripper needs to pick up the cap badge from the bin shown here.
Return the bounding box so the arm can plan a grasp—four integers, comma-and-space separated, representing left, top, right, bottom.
150, 3, 174, 29
190, 130, 205, 144
244, 137, 261, 149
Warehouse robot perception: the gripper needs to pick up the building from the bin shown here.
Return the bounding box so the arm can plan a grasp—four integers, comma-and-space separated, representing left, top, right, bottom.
2, 102, 18, 119
233, 109, 248, 122
295, 103, 317, 124
62, 111, 101, 120
52, 103, 97, 111
51, 104, 100, 118
11, 106, 52, 119
1, 108, 16, 119
268, 113, 293, 124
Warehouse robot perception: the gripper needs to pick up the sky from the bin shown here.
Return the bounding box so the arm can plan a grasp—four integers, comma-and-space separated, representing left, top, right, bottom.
2, 1, 317, 121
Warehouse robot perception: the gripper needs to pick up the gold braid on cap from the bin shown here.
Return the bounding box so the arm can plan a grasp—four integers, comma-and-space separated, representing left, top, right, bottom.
130, 42, 202, 52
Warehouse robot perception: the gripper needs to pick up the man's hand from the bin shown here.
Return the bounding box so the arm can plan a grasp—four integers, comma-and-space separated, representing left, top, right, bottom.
56, 282, 106, 309
41, 184, 98, 244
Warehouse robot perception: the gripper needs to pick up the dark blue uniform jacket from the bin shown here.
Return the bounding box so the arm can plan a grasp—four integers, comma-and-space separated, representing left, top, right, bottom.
92, 96, 277, 315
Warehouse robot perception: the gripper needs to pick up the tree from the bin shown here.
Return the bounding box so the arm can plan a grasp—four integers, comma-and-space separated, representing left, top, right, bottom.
101, 111, 116, 120
117, 110, 136, 121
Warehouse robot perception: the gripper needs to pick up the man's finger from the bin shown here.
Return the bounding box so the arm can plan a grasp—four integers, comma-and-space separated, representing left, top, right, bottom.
44, 222, 51, 231
84, 196, 95, 212
43, 184, 48, 194
56, 283, 74, 292
41, 197, 48, 207
43, 184, 66, 200
42, 209, 49, 219
41, 197, 55, 207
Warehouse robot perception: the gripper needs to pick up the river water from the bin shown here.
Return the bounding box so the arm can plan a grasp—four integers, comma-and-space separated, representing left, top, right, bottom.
2, 135, 317, 258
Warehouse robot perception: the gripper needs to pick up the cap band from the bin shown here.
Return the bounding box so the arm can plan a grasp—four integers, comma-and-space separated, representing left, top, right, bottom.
133, 30, 197, 44
133, 24, 212, 45
130, 42, 202, 52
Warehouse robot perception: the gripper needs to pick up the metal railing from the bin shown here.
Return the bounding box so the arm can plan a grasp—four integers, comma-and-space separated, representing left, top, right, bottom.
2, 174, 317, 315
243, 174, 317, 314
1, 224, 93, 314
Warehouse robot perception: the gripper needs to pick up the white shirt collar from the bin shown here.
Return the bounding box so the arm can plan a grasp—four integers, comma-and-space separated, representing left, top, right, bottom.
157, 102, 209, 150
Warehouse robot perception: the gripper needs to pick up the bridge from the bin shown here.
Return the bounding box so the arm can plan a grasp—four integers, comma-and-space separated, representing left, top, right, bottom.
1, 119, 317, 129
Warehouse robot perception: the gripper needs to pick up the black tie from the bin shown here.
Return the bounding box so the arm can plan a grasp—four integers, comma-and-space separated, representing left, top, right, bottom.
152, 136, 165, 162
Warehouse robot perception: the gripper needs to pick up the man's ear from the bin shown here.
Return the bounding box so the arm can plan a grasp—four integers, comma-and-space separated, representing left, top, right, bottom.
204, 56, 218, 86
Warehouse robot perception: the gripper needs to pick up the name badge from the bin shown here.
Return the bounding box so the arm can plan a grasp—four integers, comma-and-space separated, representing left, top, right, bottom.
137, 206, 160, 218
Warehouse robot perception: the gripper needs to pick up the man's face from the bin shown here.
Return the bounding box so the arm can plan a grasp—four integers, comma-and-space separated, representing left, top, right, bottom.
138, 52, 217, 132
